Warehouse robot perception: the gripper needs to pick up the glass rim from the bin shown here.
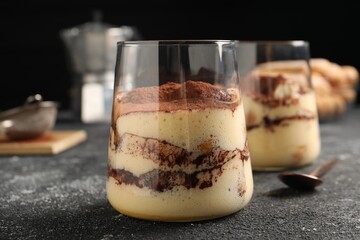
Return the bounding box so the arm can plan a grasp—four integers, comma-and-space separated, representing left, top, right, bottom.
237, 40, 309, 46
117, 39, 237, 46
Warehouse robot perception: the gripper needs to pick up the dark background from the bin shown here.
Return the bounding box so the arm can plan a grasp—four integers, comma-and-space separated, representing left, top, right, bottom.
1, 2, 360, 112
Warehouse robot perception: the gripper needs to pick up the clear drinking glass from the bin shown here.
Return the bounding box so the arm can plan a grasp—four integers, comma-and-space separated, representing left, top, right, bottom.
237, 40, 321, 171
107, 40, 253, 222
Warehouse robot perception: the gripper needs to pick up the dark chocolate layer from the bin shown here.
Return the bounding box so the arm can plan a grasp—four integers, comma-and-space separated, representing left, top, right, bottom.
108, 133, 249, 193
116, 133, 249, 169
247, 115, 316, 131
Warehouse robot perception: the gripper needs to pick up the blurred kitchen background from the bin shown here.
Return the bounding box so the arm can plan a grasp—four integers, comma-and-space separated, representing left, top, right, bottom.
1, 2, 359, 122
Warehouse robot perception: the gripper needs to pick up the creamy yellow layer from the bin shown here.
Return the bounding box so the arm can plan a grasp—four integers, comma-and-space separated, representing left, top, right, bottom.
248, 120, 321, 170
106, 159, 253, 222
243, 91, 321, 170
109, 106, 247, 176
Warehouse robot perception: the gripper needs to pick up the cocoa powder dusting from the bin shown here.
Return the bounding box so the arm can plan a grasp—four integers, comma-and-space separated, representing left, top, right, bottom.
243, 73, 309, 108
114, 80, 239, 117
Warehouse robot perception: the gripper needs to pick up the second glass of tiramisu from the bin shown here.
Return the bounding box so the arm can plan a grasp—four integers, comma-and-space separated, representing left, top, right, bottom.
107, 40, 253, 222
237, 40, 321, 171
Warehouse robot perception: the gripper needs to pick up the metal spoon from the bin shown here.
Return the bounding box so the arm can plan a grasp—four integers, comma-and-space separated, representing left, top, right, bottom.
278, 159, 338, 190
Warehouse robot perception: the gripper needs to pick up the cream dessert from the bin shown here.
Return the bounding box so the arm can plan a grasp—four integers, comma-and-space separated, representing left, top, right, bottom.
107, 80, 253, 222
242, 71, 321, 171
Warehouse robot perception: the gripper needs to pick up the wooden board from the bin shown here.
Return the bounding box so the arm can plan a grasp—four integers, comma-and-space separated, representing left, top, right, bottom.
0, 130, 87, 155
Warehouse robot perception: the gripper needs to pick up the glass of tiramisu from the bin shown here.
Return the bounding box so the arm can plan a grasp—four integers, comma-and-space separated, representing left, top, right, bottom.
237, 40, 321, 171
107, 40, 253, 222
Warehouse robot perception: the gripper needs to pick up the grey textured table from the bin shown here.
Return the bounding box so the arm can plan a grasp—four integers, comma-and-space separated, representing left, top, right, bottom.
1, 107, 360, 240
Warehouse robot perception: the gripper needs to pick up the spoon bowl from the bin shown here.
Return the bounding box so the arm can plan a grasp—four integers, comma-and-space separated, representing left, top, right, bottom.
278, 159, 338, 191
278, 172, 323, 190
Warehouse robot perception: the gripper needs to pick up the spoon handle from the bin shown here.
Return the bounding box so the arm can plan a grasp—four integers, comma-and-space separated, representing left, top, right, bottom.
310, 159, 338, 178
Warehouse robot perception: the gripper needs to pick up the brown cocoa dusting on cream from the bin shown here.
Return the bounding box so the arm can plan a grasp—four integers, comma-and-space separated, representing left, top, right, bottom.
113, 80, 239, 120
121, 80, 234, 104
243, 74, 309, 108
